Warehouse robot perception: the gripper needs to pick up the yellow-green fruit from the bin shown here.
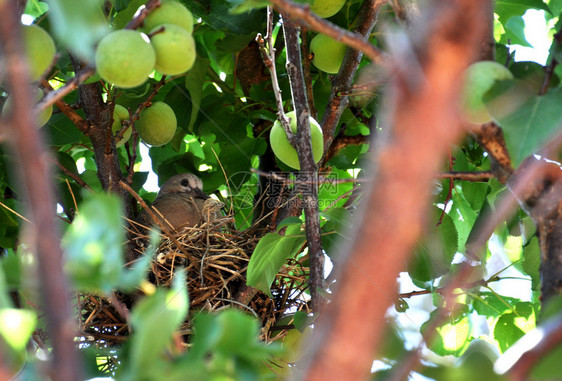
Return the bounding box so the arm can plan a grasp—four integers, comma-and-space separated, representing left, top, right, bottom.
310, 34, 346, 74
150, 24, 196, 75
270, 111, 323, 170
310, 0, 346, 18
136, 101, 177, 146
461, 61, 514, 124
112, 104, 132, 148
143, 0, 194, 34
3, 88, 53, 127
22, 25, 56, 81
95, 30, 155, 89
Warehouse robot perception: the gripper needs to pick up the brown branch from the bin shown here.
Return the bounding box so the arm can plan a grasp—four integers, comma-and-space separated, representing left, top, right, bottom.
125, 0, 162, 30
0, 3, 82, 380
256, 8, 293, 141
300, 1, 489, 379
37, 67, 96, 113
53, 160, 92, 190
41, 79, 90, 134
438, 170, 494, 181
282, 17, 324, 311
300, 28, 317, 119
318, 0, 385, 162
469, 121, 513, 183
270, 0, 387, 65
324, 134, 370, 162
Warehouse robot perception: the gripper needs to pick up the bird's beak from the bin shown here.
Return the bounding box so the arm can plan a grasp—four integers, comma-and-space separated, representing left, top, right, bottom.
194, 188, 210, 200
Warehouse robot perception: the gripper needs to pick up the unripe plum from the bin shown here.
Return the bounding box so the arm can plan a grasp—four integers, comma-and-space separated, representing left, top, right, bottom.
22, 25, 56, 81
310, 0, 346, 18
310, 34, 346, 74
3, 87, 53, 127
95, 30, 155, 89
135, 101, 177, 146
149, 24, 196, 75
270, 111, 324, 170
143, 0, 194, 34
112, 104, 132, 148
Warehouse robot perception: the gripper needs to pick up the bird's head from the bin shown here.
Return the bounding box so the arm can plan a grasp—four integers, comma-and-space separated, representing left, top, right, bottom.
158, 173, 209, 199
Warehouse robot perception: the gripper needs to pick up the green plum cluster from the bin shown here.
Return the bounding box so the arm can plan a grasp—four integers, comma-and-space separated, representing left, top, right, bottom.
94, 0, 196, 88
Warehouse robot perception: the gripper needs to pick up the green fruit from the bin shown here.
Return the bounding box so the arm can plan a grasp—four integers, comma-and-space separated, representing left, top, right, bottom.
270, 111, 324, 170
3, 88, 53, 127
461, 61, 514, 124
310, 34, 346, 74
95, 30, 155, 89
112, 104, 132, 148
149, 24, 196, 75
22, 25, 56, 81
143, 0, 194, 34
310, 0, 346, 18
135, 101, 177, 146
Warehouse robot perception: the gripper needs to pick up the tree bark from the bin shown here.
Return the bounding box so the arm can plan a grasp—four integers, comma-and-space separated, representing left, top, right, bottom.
301, 1, 489, 379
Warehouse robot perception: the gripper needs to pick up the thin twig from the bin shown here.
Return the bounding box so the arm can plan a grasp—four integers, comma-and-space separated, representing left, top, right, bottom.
255, 7, 293, 141
270, 0, 387, 65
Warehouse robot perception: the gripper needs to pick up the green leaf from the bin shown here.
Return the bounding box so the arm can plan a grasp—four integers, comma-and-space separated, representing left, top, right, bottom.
0, 309, 36, 352
495, 0, 551, 24
503, 16, 531, 46
62, 193, 124, 292
190, 0, 266, 35
246, 223, 305, 296
409, 207, 458, 283
185, 58, 211, 132
128, 272, 189, 376
46, 0, 109, 61
494, 87, 562, 166
522, 236, 540, 291
472, 291, 519, 317
494, 312, 526, 352
429, 314, 472, 356
24, 0, 50, 18
226, 0, 270, 14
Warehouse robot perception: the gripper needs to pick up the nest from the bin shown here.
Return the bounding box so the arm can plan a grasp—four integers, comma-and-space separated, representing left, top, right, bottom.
79, 211, 310, 348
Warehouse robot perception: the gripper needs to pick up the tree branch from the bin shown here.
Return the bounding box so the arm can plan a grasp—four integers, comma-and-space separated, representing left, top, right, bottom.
0, 3, 82, 380
270, 0, 387, 65
300, 1, 489, 379
282, 17, 325, 312
318, 0, 385, 162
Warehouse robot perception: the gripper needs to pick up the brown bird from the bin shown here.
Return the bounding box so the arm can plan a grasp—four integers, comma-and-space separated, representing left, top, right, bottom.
136, 173, 211, 232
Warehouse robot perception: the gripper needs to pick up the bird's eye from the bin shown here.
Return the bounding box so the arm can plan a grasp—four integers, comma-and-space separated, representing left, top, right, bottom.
181, 179, 189, 187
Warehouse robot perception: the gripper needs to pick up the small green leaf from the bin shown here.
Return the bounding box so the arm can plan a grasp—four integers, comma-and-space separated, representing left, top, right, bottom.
0, 309, 36, 351
46, 0, 109, 61
503, 16, 531, 47
185, 58, 210, 132
495, 0, 551, 24
129, 272, 189, 375
62, 193, 125, 292
494, 87, 562, 166
246, 223, 305, 296
494, 312, 526, 352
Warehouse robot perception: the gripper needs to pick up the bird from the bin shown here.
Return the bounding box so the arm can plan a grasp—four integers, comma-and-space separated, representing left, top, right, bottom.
136, 173, 213, 233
